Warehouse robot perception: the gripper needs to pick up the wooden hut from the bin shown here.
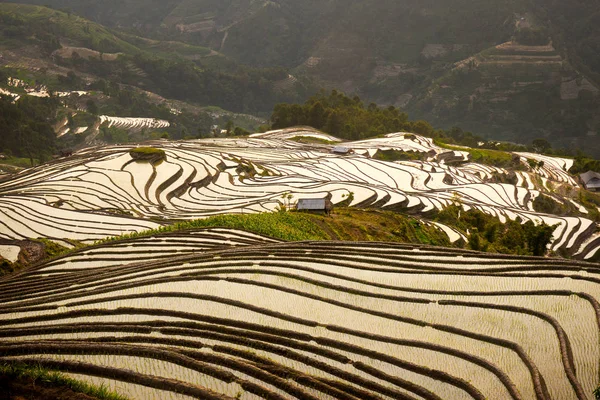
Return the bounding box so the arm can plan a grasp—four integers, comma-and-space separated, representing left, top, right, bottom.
296, 198, 334, 215
581, 171, 600, 191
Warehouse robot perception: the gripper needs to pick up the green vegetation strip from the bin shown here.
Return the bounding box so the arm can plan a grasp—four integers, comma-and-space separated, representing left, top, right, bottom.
288, 135, 337, 145
98, 212, 330, 245
92, 207, 553, 258
129, 147, 166, 163
0, 361, 129, 400
434, 140, 515, 168
91, 209, 452, 249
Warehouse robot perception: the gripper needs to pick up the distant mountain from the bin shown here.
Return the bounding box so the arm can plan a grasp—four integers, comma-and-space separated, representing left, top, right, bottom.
8, 0, 600, 87
0, 3, 307, 114
5, 0, 518, 69
2, 0, 600, 155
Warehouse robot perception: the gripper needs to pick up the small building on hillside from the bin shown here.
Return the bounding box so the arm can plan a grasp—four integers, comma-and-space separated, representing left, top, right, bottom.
296, 198, 334, 215
581, 171, 600, 191
332, 146, 352, 155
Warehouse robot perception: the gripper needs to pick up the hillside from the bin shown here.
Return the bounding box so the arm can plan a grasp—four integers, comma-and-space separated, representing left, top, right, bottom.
9, 0, 600, 157
408, 39, 600, 159
0, 3, 305, 115
4, 0, 517, 66
2, 229, 600, 399
3, 3, 600, 398
0, 128, 598, 263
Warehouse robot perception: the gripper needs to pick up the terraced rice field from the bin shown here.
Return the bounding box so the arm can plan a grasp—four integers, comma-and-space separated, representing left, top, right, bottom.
514, 153, 576, 187
99, 116, 171, 130
0, 129, 597, 259
1, 229, 599, 399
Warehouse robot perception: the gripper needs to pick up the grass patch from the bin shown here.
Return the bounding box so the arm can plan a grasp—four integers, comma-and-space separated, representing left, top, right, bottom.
434, 140, 515, 168
0, 156, 38, 168
288, 136, 337, 145
95, 209, 451, 247
116, 32, 212, 58
33, 238, 82, 259
373, 149, 427, 162
466, 148, 514, 168
0, 362, 129, 400
96, 212, 330, 244
129, 147, 165, 156
578, 190, 600, 222
310, 208, 451, 245
532, 194, 573, 215
129, 147, 166, 163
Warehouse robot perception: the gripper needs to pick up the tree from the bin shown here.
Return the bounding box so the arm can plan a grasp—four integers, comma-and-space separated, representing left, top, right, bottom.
67, 113, 75, 131
532, 138, 551, 153
0, 96, 57, 162
411, 120, 434, 136
225, 120, 234, 135
86, 100, 98, 115
324, 110, 343, 136
308, 101, 326, 129
524, 221, 555, 256
277, 192, 294, 212
233, 127, 249, 136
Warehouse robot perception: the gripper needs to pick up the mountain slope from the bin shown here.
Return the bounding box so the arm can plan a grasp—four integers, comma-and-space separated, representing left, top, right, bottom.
8, 0, 600, 156
0, 128, 598, 260
2, 233, 600, 399
0, 3, 305, 114
408, 39, 600, 157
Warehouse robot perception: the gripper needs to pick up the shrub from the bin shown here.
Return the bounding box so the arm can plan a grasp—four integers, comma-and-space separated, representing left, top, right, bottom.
129, 147, 166, 163
434, 206, 557, 256
532, 194, 570, 215
373, 149, 426, 162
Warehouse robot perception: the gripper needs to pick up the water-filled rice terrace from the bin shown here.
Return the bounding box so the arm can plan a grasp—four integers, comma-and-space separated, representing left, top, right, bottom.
2, 129, 600, 399
1, 228, 600, 399
99, 116, 171, 130
0, 128, 598, 259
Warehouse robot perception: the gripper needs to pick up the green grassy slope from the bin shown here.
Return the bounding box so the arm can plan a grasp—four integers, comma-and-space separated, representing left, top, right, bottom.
0, 3, 305, 114
0, 3, 216, 61
0, 3, 139, 54
0, 362, 129, 400
96, 209, 452, 246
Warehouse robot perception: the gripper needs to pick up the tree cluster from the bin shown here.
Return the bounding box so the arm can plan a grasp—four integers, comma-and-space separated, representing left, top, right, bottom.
0, 95, 58, 165
515, 27, 549, 46
270, 91, 510, 150
54, 49, 298, 114
570, 155, 600, 174
271, 90, 413, 140
436, 205, 556, 256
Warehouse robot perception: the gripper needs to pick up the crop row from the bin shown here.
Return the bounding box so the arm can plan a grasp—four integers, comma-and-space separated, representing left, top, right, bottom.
99, 116, 170, 130
1, 235, 600, 399
0, 132, 596, 257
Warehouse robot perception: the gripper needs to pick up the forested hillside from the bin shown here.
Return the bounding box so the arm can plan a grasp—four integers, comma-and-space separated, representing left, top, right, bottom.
0, 95, 57, 163
19, 0, 599, 83
2, 0, 600, 156
0, 3, 307, 114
